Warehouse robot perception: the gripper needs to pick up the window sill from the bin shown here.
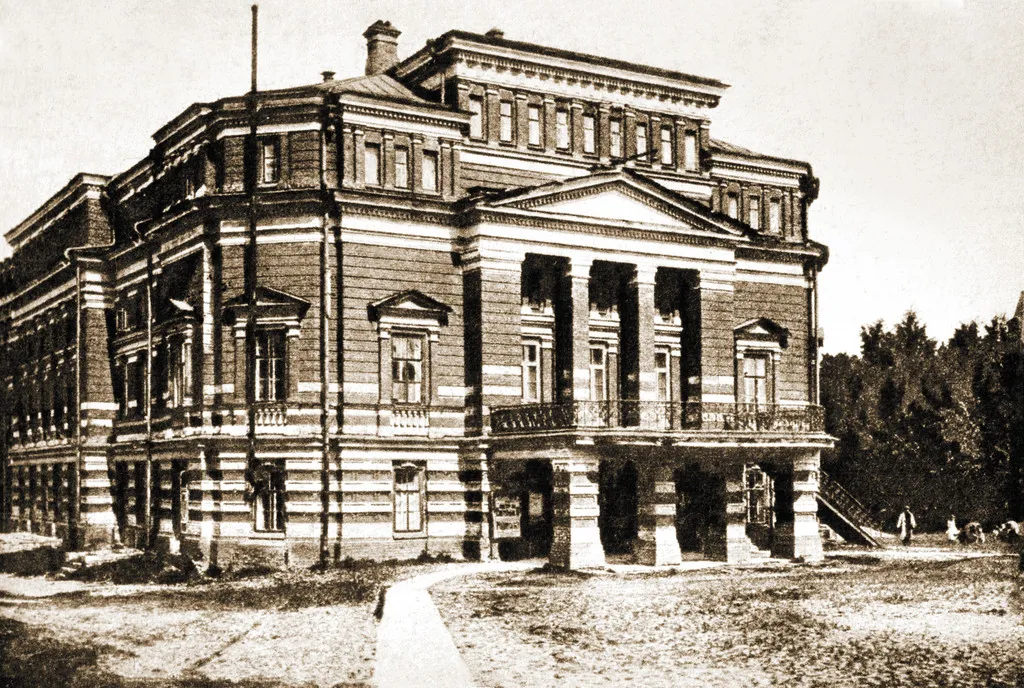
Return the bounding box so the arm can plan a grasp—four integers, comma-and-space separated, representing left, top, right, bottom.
393, 530, 427, 540
249, 530, 286, 540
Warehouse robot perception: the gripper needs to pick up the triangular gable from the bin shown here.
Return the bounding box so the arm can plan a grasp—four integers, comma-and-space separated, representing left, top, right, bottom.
735, 317, 790, 347
483, 169, 745, 237
223, 286, 311, 323
368, 289, 452, 325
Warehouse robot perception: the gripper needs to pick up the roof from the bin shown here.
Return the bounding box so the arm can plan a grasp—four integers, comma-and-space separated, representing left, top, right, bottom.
400, 29, 727, 91
709, 138, 811, 170
314, 74, 436, 108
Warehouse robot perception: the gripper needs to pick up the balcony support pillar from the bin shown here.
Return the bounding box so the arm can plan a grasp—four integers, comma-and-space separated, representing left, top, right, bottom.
635, 459, 681, 566
705, 461, 751, 564
771, 452, 823, 561
630, 264, 659, 405
550, 455, 605, 569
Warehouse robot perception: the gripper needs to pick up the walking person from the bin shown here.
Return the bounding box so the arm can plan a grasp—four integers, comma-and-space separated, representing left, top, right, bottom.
897, 505, 916, 545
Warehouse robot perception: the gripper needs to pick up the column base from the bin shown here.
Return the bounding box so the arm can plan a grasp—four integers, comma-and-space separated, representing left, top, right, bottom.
635, 525, 682, 566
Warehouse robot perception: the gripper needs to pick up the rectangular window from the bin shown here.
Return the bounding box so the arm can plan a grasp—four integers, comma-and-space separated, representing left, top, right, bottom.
421, 151, 438, 192
254, 468, 285, 532
522, 341, 541, 402
364, 143, 381, 186
392, 334, 423, 404
726, 193, 739, 219
528, 104, 542, 146
683, 131, 698, 171
499, 101, 513, 143
655, 349, 671, 402
468, 96, 484, 138
168, 339, 191, 408
743, 355, 770, 405
255, 330, 286, 402
582, 114, 596, 154
556, 108, 570, 150
393, 463, 425, 533
589, 344, 607, 401
636, 122, 648, 158
660, 126, 674, 165
260, 138, 280, 184
395, 146, 409, 189
769, 198, 782, 234
748, 196, 761, 230
610, 118, 622, 159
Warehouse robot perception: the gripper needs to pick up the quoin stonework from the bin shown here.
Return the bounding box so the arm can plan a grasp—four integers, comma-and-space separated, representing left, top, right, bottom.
0, 21, 836, 569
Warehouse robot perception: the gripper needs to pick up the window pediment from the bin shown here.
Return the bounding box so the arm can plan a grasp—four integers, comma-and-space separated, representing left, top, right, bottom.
735, 317, 789, 348
368, 289, 452, 327
223, 287, 311, 325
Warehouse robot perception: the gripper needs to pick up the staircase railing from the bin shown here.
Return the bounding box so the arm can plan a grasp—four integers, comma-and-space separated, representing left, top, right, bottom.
819, 471, 884, 533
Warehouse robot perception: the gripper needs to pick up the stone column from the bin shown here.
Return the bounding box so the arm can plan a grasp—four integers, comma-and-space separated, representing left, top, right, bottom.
550, 456, 605, 569
706, 462, 751, 563
793, 453, 823, 561
557, 259, 592, 403
632, 266, 658, 403
635, 459, 681, 565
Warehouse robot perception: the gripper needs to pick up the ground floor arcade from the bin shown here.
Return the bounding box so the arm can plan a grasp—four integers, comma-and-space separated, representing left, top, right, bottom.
487, 445, 824, 568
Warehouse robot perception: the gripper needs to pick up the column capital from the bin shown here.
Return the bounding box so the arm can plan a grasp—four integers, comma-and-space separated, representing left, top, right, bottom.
630, 264, 658, 286
563, 257, 593, 280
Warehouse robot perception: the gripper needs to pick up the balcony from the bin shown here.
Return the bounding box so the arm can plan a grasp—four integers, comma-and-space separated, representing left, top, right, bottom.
489, 401, 824, 435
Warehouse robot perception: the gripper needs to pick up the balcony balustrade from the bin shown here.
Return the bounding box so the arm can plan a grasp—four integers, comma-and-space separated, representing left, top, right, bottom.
490, 400, 824, 435
254, 402, 288, 427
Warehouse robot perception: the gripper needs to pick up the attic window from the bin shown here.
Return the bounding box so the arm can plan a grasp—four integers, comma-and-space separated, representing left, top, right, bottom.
260, 138, 280, 184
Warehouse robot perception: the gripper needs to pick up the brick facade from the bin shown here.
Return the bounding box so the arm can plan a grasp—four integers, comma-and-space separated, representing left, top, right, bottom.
0, 21, 830, 569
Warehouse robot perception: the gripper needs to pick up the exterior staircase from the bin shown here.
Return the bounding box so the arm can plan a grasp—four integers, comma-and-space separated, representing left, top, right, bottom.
817, 471, 884, 548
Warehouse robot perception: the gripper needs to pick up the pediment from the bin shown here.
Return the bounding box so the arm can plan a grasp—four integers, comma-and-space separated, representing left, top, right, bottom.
484, 170, 744, 236
368, 289, 451, 325
735, 317, 789, 346
223, 286, 311, 323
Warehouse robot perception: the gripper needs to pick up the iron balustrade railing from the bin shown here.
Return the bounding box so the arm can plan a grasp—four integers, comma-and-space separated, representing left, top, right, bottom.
489, 400, 824, 435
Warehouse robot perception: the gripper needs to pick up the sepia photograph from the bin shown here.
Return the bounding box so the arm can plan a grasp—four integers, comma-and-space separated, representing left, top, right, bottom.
0, 1, 1021, 686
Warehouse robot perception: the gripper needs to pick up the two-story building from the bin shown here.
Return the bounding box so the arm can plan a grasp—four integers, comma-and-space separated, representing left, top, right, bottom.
0, 20, 830, 569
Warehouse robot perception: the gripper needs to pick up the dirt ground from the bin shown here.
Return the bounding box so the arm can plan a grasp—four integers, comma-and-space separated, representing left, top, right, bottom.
433, 549, 1024, 688
0, 535, 446, 688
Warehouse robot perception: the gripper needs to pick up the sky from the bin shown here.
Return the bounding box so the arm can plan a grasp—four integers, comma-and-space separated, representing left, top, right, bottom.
0, 0, 1021, 354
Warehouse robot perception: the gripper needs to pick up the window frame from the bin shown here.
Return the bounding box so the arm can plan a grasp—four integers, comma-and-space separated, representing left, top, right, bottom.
654, 347, 671, 402
748, 196, 761, 230
522, 340, 542, 403
589, 342, 608, 402
636, 121, 648, 159
254, 328, 287, 403
259, 137, 280, 185
364, 142, 381, 186
726, 192, 739, 219
468, 96, 484, 139
660, 125, 674, 166
420, 150, 438, 193
391, 332, 425, 405
768, 198, 782, 234
555, 108, 570, 150
609, 118, 622, 159
394, 146, 410, 189
253, 465, 286, 533
499, 100, 514, 143
527, 104, 542, 147
742, 353, 771, 406
683, 131, 698, 172
393, 462, 426, 536
582, 112, 596, 155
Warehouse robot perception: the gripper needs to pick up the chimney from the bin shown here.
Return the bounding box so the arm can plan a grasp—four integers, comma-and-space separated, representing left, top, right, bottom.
321, 70, 336, 82
485, 28, 505, 39
363, 20, 401, 76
